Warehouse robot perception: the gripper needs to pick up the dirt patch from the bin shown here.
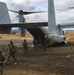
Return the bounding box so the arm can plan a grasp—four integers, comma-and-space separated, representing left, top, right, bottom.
0, 32, 74, 75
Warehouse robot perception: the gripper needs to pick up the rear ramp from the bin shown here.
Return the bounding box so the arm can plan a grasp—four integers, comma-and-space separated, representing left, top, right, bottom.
27, 28, 45, 45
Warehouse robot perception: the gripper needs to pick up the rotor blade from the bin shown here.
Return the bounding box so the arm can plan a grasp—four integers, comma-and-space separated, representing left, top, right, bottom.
8, 9, 19, 13
23, 11, 46, 15
68, 7, 74, 9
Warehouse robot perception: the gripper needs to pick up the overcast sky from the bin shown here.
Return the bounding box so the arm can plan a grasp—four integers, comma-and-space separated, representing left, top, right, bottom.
0, 0, 74, 24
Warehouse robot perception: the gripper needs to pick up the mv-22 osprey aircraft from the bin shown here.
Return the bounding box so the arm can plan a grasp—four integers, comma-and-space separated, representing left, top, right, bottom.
0, 0, 74, 46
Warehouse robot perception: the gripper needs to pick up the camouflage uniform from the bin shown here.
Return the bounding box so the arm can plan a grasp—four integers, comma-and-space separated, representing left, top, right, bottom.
33, 38, 38, 50
23, 40, 28, 54
0, 50, 5, 74
43, 39, 47, 51
7, 41, 17, 63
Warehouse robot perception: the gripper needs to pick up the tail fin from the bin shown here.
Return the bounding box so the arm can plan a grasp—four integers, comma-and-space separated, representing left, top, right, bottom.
0, 2, 11, 33
48, 0, 56, 33
0, 2, 11, 24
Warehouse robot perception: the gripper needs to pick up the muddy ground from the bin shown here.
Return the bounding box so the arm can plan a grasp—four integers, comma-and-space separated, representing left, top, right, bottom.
0, 40, 74, 75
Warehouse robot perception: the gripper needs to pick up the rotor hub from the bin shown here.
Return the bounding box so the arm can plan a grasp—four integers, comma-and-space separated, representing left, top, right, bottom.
19, 10, 24, 15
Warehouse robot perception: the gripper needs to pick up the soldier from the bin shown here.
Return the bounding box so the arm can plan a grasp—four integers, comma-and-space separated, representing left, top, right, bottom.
7, 40, 17, 64
23, 39, 28, 54
0, 50, 5, 74
33, 38, 38, 50
43, 39, 47, 51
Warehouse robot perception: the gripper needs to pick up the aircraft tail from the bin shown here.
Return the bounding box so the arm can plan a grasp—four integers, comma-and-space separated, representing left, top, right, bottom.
0, 2, 11, 33
48, 0, 56, 33
0, 2, 11, 24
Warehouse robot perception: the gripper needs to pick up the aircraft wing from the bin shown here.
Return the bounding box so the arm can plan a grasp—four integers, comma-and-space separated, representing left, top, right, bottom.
0, 22, 48, 29
59, 22, 74, 29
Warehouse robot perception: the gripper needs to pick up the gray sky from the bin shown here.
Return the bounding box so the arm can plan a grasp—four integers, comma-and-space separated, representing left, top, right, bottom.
0, 0, 74, 24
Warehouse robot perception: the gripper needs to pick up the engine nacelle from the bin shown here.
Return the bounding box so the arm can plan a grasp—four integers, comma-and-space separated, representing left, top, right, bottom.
19, 28, 26, 36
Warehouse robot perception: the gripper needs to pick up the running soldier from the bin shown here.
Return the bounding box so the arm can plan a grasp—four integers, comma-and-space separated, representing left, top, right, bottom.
23, 39, 28, 54
0, 50, 5, 74
7, 40, 17, 64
